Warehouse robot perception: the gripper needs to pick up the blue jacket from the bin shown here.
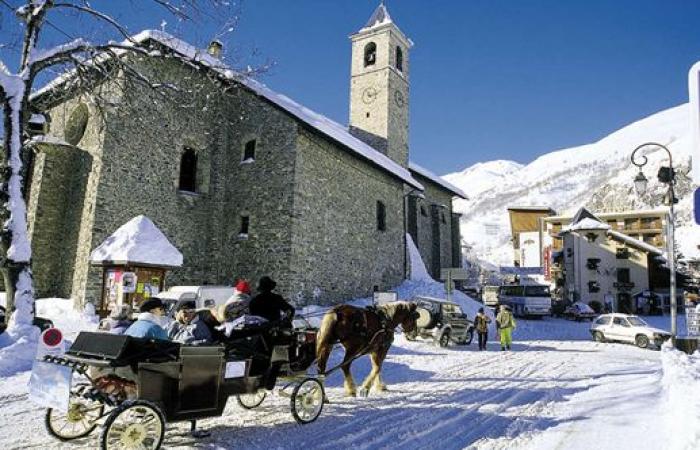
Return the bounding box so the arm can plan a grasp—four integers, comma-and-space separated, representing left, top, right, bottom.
124, 313, 169, 341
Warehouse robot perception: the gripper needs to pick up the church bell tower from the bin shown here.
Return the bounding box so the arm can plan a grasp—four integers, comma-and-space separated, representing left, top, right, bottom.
349, 3, 412, 168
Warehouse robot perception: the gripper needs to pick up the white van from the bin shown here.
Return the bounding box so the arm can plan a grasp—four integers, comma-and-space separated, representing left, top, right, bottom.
158, 285, 235, 314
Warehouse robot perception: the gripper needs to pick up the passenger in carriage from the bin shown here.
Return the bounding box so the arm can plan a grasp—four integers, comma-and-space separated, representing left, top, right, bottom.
216, 279, 253, 322
124, 298, 169, 340
249, 276, 295, 325
167, 300, 213, 345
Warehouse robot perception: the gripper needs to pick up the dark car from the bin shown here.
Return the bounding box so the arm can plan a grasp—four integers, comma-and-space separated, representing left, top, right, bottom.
405, 296, 474, 347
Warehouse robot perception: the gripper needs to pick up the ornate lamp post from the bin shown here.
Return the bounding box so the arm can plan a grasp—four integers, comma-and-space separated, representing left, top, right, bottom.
630, 142, 677, 337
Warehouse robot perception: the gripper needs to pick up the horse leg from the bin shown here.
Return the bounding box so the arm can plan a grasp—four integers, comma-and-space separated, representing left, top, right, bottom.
340, 345, 361, 397
316, 342, 332, 375
371, 350, 388, 392
359, 351, 382, 397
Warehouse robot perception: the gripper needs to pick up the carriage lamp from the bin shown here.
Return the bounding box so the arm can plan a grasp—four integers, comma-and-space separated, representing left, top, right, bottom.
629, 142, 678, 338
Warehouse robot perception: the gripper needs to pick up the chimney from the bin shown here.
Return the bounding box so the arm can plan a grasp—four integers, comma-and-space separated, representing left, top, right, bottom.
207, 40, 223, 59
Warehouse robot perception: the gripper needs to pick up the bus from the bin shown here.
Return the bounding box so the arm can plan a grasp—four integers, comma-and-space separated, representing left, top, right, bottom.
498, 284, 552, 318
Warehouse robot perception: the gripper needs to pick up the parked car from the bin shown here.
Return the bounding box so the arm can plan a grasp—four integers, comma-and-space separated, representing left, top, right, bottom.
158, 285, 235, 316
405, 296, 474, 347
590, 313, 671, 349
564, 302, 597, 321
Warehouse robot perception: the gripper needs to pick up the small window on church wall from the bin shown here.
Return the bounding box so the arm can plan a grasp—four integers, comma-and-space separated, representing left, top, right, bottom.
376, 201, 386, 231
364, 42, 377, 67
396, 46, 403, 72
420, 205, 427, 217
240, 216, 250, 235
441, 212, 447, 224
178, 147, 197, 192
243, 139, 256, 161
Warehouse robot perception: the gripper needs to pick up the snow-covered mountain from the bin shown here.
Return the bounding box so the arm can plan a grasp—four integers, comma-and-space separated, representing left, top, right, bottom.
443, 104, 698, 267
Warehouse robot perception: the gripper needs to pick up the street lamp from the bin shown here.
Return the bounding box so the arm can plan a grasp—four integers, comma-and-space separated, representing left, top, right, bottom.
630, 142, 678, 337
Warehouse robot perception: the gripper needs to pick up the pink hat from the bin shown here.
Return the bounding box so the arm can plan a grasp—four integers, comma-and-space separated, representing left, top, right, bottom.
235, 280, 251, 295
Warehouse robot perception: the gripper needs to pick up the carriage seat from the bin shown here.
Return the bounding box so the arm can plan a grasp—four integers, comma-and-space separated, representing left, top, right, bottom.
65, 331, 180, 367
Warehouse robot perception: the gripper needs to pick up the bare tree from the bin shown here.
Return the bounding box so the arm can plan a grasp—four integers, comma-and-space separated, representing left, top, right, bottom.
0, 0, 254, 338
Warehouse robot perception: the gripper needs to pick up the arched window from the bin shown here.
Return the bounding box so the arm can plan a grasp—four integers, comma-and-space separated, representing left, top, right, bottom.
178, 147, 197, 192
396, 46, 403, 72
364, 42, 377, 67
376, 200, 386, 231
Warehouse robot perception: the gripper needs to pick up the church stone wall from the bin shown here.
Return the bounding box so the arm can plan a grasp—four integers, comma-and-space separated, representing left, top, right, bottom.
28, 95, 107, 303
290, 128, 404, 305
408, 173, 458, 279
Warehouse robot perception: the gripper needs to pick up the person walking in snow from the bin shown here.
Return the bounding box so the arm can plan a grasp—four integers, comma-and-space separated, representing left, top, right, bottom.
495, 305, 516, 351
474, 307, 491, 351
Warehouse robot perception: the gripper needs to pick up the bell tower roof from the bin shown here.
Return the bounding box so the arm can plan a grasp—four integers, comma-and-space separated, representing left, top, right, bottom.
364, 3, 393, 29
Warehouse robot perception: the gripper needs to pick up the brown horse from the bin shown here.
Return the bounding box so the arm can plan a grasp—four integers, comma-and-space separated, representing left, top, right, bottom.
316, 301, 418, 397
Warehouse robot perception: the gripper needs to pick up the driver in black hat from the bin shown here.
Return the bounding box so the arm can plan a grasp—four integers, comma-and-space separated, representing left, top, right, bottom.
249, 276, 295, 324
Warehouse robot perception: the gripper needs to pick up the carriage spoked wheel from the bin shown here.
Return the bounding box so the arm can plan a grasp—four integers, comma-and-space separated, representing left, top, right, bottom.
290, 378, 325, 425
237, 390, 267, 409
45, 395, 105, 441
100, 400, 165, 450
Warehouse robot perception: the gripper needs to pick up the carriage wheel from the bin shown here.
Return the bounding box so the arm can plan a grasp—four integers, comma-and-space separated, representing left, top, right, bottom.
237, 390, 267, 409
45, 396, 104, 441
100, 400, 165, 450
290, 378, 324, 425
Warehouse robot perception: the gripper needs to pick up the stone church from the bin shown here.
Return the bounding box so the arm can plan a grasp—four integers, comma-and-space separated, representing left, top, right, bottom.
27, 4, 465, 310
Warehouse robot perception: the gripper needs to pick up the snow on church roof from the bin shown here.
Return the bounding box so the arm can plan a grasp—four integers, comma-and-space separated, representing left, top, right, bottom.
409, 162, 468, 199
363, 3, 393, 29
90, 215, 183, 267
36, 30, 423, 191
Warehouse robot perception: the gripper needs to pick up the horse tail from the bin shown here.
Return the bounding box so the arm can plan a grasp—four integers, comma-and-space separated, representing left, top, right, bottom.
316, 310, 338, 374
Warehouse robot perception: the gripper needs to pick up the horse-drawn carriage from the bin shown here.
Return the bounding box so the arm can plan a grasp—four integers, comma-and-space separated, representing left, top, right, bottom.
36, 321, 323, 449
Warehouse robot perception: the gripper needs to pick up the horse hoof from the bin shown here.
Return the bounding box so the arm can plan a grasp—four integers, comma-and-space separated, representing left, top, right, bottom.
358, 389, 369, 398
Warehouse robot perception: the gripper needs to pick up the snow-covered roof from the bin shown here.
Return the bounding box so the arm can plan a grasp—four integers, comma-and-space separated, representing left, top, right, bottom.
563, 217, 611, 232
90, 215, 183, 267
409, 162, 467, 199
363, 3, 393, 29
34, 30, 423, 191
607, 230, 664, 256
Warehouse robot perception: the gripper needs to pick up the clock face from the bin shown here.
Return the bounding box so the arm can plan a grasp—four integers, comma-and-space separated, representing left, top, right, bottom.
394, 90, 405, 107
362, 87, 378, 104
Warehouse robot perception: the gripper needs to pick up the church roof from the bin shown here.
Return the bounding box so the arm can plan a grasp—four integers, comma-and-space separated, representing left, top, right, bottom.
409, 163, 468, 199
35, 30, 423, 191
363, 3, 393, 29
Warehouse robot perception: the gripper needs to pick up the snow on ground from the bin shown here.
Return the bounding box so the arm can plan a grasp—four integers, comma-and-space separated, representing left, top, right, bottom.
0, 298, 98, 377
0, 314, 697, 450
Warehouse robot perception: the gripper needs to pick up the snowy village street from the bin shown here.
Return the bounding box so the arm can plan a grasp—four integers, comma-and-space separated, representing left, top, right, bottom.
1, 315, 697, 450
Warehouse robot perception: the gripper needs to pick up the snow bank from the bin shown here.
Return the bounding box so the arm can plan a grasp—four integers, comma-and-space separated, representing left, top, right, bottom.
0, 298, 98, 378
661, 346, 700, 450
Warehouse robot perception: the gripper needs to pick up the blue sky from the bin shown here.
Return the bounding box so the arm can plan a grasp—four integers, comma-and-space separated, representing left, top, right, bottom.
3, 0, 700, 175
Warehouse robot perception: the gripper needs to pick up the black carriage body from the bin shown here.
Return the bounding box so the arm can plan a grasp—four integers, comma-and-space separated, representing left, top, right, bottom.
59, 329, 317, 422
